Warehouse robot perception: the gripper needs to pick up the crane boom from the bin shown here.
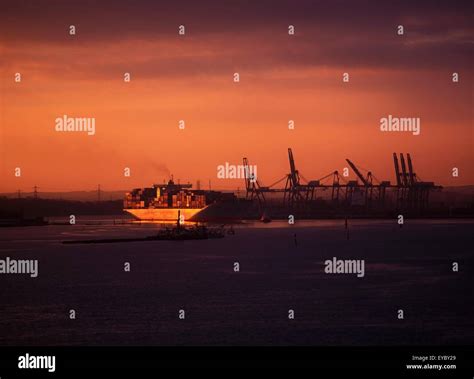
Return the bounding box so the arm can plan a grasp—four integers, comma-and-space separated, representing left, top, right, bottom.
399, 153, 409, 187
346, 159, 369, 186
288, 148, 300, 186
393, 153, 401, 187
242, 157, 251, 193
407, 153, 415, 185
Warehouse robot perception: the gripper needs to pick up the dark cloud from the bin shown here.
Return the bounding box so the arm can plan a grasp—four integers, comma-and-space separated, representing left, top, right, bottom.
0, 0, 472, 76
1, 0, 472, 41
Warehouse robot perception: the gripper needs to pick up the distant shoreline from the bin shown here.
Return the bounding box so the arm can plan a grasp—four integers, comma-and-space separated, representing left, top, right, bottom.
1, 185, 473, 201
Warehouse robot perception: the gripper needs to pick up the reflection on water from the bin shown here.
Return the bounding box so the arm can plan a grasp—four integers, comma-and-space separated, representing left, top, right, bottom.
0, 215, 473, 345
1, 216, 473, 244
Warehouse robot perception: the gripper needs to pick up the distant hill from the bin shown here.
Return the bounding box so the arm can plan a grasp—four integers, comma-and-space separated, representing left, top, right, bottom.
0, 198, 123, 217
442, 185, 474, 195
0, 190, 128, 201
1, 185, 473, 204
0, 188, 240, 201
431, 185, 474, 207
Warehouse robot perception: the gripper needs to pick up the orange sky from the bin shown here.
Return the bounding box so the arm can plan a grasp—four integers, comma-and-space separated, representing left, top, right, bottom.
1, 1, 472, 192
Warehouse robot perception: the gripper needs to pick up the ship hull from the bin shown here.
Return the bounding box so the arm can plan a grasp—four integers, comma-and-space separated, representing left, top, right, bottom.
123, 208, 203, 221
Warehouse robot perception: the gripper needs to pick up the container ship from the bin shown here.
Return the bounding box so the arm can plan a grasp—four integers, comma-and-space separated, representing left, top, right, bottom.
123, 179, 251, 222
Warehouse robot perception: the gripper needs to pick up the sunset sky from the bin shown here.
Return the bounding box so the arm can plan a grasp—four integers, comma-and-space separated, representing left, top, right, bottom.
1, 0, 472, 192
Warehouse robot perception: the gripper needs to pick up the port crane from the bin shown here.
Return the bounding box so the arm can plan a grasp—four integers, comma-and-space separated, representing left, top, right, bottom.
345, 159, 391, 207
242, 148, 441, 215
284, 148, 306, 207
393, 153, 441, 211
243, 157, 266, 209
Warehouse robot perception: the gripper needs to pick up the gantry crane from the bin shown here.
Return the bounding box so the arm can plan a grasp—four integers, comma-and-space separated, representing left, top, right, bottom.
243, 157, 265, 207
283, 148, 306, 207
241, 148, 440, 216
393, 153, 441, 211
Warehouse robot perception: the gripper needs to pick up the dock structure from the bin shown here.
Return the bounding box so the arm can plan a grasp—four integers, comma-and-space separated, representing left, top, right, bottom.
243, 148, 441, 214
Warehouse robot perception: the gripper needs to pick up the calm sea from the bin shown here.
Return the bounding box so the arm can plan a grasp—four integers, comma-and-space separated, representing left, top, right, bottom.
0, 217, 473, 345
